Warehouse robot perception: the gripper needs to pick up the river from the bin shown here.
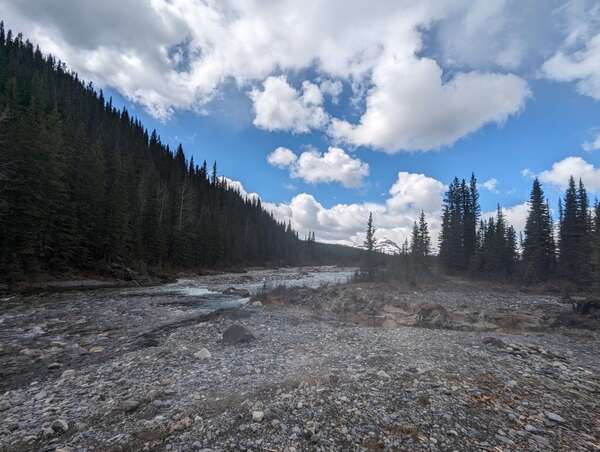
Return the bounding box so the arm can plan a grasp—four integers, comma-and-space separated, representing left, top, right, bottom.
0, 266, 356, 392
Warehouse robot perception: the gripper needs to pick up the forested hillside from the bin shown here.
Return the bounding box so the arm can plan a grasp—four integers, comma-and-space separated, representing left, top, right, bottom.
0, 25, 356, 281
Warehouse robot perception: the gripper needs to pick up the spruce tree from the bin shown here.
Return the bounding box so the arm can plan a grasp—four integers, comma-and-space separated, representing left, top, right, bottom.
410, 211, 431, 275
363, 212, 376, 278
559, 177, 580, 284
576, 179, 592, 287
592, 201, 600, 290
522, 178, 555, 282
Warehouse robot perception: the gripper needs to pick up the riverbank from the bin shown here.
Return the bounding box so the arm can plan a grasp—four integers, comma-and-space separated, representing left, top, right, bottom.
0, 274, 598, 451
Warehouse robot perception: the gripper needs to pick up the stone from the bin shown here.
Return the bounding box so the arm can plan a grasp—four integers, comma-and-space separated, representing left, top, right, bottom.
377, 370, 391, 379
222, 324, 255, 345
61, 369, 76, 379
483, 337, 506, 348
89, 346, 104, 353
48, 362, 61, 370
169, 416, 192, 432
0, 400, 10, 412
544, 411, 565, 423
252, 301, 263, 307
119, 399, 140, 413
51, 419, 69, 433
252, 411, 264, 422
495, 434, 514, 446
194, 348, 211, 360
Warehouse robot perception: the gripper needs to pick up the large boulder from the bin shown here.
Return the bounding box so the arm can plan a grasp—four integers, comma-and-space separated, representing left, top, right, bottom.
222, 324, 255, 345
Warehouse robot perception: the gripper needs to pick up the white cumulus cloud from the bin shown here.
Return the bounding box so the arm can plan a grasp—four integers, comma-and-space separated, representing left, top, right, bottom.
267, 146, 369, 188
329, 54, 530, 152
265, 171, 445, 246
538, 156, 600, 191
249, 76, 328, 133
267, 147, 297, 168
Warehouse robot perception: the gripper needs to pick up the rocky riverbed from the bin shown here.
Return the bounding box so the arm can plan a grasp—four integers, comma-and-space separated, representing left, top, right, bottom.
1, 270, 599, 451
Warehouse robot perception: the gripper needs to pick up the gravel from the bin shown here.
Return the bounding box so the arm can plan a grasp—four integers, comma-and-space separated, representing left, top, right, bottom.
0, 270, 599, 451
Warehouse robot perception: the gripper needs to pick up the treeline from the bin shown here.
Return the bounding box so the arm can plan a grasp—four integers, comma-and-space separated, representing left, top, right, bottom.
439, 173, 600, 289
0, 24, 358, 281
439, 175, 519, 279
363, 173, 600, 291
360, 211, 434, 284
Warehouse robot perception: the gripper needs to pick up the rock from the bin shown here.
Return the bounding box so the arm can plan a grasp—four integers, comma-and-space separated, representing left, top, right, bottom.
194, 348, 211, 360
483, 337, 506, 348
61, 369, 75, 379
0, 400, 10, 412
252, 411, 265, 422
222, 324, 255, 345
376, 370, 391, 379
495, 434, 514, 446
223, 287, 250, 297
252, 301, 263, 307
416, 305, 449, 327
119, 399, 140, 413
51, 419, 69, 433
47, 362, 61, 370
544, 411, 565, 423
169, 416, 192, 432
89, 346, 104, 353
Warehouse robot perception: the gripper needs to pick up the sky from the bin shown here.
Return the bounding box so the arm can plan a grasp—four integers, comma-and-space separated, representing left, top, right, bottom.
4, 0, 600, 247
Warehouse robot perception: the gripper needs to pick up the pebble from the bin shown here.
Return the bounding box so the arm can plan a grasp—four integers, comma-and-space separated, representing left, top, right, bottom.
544, 411, 566, 423
376, 370, 391, 379
194, 348, 211, 360
252, 411, 265, 422
51, 419, 69, 433
119, 399, 140, 413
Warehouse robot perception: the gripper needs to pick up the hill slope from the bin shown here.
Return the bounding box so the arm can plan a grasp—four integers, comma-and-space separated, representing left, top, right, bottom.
0, 25, 361, 281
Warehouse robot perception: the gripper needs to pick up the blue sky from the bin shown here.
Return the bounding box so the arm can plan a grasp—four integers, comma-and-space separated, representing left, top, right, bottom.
4, 0, 600, 245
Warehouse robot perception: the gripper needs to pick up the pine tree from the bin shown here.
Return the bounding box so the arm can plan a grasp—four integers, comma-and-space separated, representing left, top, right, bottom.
576, 179, 592, 287
363, 212, 376, 278
559, 177, 580, 284
592, 201, 600, 290
522, 178, 555, 282
410, 211, 431, 275
439, 175, 481, 274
